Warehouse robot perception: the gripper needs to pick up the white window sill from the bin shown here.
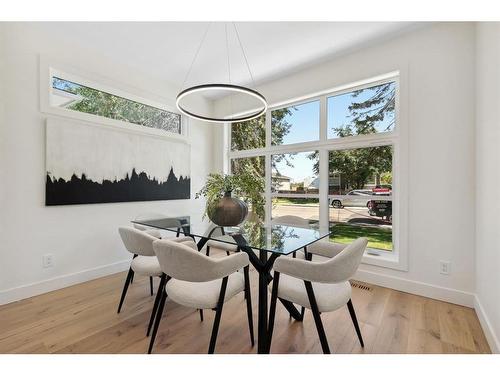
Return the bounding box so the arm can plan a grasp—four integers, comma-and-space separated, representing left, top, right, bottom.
362, 249, 407, 271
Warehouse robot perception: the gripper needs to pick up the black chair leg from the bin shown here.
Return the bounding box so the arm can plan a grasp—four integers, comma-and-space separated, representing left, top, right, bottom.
206, 246, 210, 256
347, 299, 364, 347
267, 271, 280, 352
300, 306, 305, 319
149, 277, 154, 296
117, 267, 134, 313
147, 274, 167, 336
129, 254, 138, 285
148, 288, 167, 354
243, 266, 254, 346
199, 309, 204, 321
226, 251, 230, 256
304, 281, 331, 354
208, 276, 228, 354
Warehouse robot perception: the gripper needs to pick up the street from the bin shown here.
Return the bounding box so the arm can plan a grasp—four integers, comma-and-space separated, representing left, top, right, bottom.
272, 203, 389, 226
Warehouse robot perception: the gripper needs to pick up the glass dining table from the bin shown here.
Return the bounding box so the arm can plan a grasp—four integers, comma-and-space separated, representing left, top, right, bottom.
132, 215, 331, 354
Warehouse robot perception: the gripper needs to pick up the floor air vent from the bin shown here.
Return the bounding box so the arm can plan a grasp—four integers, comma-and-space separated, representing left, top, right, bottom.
350, 281, 372, 291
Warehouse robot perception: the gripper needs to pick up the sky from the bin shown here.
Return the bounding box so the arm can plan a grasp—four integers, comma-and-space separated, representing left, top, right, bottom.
272, 83, 395, 183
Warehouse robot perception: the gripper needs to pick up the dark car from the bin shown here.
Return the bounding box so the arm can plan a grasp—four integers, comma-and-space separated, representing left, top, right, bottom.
368, 199, 392, 222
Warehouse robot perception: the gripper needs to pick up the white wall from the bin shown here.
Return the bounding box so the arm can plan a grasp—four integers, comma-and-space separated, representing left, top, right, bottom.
215, 23, 477, 306
0, 23, 216, 303
475, 23, 500, 353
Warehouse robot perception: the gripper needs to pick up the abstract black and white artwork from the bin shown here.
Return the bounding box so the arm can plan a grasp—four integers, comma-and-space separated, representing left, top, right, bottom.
45, 118, 190, 205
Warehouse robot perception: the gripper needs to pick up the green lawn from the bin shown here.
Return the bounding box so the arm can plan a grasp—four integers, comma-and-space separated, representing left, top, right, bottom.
330, 223, 393, 251
273, 197, 393, 251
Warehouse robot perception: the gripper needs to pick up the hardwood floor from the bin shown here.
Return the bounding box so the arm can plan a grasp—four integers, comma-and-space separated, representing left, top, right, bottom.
0, 263, 490, 354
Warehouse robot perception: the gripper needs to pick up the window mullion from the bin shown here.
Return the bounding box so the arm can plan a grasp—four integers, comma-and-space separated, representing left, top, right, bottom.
265, 109, 272, 223
319, 96, 328, 234
318, 150, 329, 234
264, 153, 272, 224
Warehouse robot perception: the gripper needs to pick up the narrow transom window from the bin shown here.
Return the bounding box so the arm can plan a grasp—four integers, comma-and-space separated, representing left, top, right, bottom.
271, 100, 320, 146
50, 77, 181, 134
327, 81, 395, 139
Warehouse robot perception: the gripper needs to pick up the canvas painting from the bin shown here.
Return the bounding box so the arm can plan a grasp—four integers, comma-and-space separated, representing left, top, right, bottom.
45, 118, 190, 205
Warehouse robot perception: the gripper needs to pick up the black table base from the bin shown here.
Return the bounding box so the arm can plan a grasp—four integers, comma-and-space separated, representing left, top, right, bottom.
232, 234, 301, 354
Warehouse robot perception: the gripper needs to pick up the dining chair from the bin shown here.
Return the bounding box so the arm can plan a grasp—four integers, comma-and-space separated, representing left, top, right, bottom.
268, 237, 368, 354
148, 239, 254, 354
117, 227, 195, 314
133, 212, 170, 239
204, 224, 239, 256
272, 215, 310, 227
271, 215, 311, 259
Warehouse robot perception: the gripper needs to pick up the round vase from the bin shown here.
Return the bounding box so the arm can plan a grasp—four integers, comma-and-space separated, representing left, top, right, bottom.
208, 191, 248, 226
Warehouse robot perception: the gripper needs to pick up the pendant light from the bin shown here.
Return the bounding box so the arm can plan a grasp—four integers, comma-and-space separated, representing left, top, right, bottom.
176, 23, 267, 123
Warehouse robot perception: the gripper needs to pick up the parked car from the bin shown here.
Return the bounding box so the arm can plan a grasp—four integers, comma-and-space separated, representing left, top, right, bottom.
329, 189, 373, 208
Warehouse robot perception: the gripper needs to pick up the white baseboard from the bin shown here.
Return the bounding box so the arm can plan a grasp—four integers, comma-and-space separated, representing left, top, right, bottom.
474, 295, 500, 354
354, 269, 475, 307
0, 260, 130, 306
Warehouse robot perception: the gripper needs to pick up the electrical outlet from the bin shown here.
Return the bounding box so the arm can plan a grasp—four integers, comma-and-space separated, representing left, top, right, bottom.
43, 254, 54, 268
439, 260, 451, 275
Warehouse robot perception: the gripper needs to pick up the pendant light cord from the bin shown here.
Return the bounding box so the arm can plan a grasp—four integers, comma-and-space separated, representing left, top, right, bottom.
182, 22, 255, 90
225, 23, 231, 84
225, 23, 234, 120
233, 22, 256, 89
178, 22, 262, 123
181, 22, 212, 90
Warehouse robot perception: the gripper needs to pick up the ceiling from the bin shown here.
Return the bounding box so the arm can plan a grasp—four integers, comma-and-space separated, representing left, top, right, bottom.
42, 22, 417, 97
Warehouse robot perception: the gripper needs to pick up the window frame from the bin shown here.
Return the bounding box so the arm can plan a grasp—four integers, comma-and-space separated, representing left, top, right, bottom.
40, 58, 188, 142
227, 71, 408, 271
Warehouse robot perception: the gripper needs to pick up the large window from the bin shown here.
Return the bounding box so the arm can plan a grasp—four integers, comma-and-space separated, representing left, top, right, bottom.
271, 100, 320, 145
229, 74, 400, 265
328, 146, 393, 251
49, 76, 182, 134
231, 156, 265, 179
231, 115, 265, 151
271, 151, 319, 223
327, 81, 395, 139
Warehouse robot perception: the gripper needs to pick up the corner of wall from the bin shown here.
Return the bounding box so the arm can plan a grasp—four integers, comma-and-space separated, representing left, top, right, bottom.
474, 295, 500, 353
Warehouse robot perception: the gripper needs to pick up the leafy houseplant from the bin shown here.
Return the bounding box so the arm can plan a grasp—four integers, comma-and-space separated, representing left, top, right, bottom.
196, 171, 265, 225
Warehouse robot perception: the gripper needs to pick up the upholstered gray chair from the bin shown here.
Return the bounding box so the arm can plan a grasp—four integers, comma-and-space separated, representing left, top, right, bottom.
148, 239, 254, 354
272, 215, 312, 258
271, 215, 315, 318
117, 227, 195, 314
133, 212, 172, 239
268, 237, 368, 354
272, 215, 311, 227
203, 224, 239, 256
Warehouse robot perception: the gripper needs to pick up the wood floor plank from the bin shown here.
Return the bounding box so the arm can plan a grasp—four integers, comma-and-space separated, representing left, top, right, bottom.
371, 290, 411, 353
462, 307, 492, 354
438, 302, 477, 352
407, 295, 442, 353
0, 270, 490, 354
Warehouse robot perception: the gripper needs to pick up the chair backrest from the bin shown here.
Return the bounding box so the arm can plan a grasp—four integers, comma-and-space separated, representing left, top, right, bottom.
118, 227, 157, 256
153, 239, 248, 282
272, 215, 310, 228
202, 222, 225, 238
323, 237, 368, 283
133, 212, 168, 231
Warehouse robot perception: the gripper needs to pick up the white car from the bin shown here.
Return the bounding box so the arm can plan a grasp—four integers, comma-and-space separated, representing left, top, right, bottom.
329, 190, 373, 208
